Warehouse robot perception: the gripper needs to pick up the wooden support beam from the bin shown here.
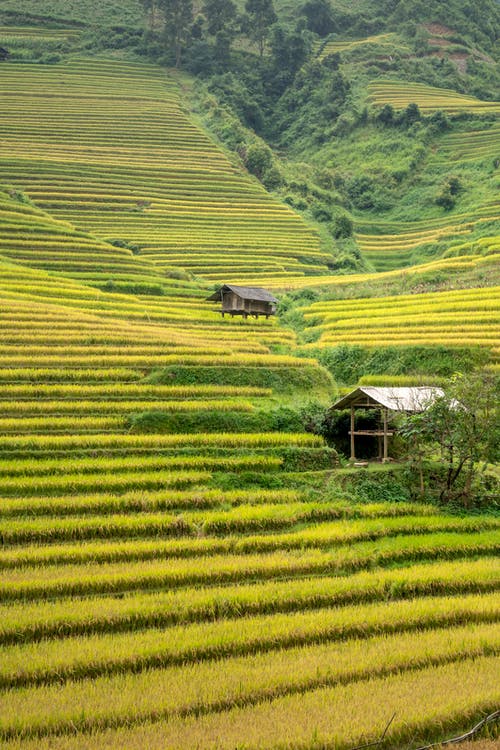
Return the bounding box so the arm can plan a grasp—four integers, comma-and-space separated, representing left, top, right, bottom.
383, 407, 389, 462
350, 406, 355, 461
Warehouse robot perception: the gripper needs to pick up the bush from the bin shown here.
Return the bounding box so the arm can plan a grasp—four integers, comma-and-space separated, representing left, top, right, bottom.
311, 202, 332, 222
332, 214, 353, 239
262, 166, 283, 189
346, 175, 377, 210
435, 186, 456, 210
244, 143, 273, 179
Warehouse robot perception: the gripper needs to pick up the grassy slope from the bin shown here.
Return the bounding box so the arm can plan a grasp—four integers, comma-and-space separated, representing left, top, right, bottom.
0, 0, 143, 27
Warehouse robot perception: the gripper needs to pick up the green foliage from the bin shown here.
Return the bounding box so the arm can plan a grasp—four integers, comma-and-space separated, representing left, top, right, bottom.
332, 214, 353, 239
398, 371, 500, 507
146, 364, 335, 394
312, 344, 490, 385
300, 0, 335, 37
435, 175, 463, 210
202, 0, 237, 36
126, 403, 339, 435
244, 143, 273, 178
158, 0, 193, 66
341, 469, 411, 504
242, 0, 277, 57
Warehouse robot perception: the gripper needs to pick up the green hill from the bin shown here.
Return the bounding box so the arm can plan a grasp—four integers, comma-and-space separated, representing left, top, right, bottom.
0, 0, 499, 747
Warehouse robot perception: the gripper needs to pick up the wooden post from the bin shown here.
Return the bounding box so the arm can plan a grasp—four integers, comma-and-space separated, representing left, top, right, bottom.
350, 406, 355, 461
383, 407, 389, 462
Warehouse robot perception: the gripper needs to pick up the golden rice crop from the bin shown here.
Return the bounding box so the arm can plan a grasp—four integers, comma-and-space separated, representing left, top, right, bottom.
0, 592, 497, 689
0, 384, 272, 400
0, 502, 443, 560
368, 79, 500, 113
0, 469, 210, 501
1, 558, 495, 645
0, 399, 255, 416
0, 368, 141, 382
0, 453, 281, 480
1, 531, 497, 600
0, 432, 323, 453
0, 623, 497, 741
8, 656, 497, 750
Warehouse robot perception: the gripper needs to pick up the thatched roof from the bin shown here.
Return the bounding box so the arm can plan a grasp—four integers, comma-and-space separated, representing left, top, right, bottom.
331, 386, 445, 412
206, 285, 278, 303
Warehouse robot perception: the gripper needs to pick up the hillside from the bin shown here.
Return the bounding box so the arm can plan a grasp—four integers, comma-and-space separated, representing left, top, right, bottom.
0, 1, 499, 748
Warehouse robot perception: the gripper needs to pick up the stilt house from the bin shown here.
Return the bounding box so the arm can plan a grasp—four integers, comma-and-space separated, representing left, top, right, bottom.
330, 386, 445, 462
206, 285, 278, 319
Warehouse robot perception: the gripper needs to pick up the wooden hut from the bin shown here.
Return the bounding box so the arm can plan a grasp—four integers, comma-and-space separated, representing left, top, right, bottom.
206, 285, 278, 319
330, 386, 444, 462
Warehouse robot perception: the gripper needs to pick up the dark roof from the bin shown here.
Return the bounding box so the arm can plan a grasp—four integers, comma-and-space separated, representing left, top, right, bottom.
331, 386, 445, 412
206, 284, 278, 303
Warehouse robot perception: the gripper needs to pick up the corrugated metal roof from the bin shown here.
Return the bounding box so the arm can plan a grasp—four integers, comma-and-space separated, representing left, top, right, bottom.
206, 285, 278, 303
331, 386, 445, 412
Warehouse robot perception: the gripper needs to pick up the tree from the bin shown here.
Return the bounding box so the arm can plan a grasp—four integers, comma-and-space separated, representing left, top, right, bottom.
159, 0, 193, 67
399, 372, 499, 506
202, 0, 237, 36
142, 0, 159, 32
377, 103, 395, 126
244, 142, 273, 178
243, 0, 277, 57
300, 0, 335, 36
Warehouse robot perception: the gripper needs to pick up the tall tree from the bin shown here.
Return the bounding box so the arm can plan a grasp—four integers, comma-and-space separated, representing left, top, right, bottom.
243, 0, 277, 57
202, 0, 237, 37
159, 0, 193, 67
300, 0, 335, 36
142, 0, 159, 32
399, 371, 499, 506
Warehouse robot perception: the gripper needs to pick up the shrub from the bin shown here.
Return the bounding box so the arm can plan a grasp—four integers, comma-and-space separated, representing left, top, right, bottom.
244, 143, 273, 179
332, 214, 353, 239
262, 166, 283, 190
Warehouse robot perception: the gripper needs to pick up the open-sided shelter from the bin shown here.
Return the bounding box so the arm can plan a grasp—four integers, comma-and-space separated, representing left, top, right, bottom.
206, 284, 278, 319
330, 386, 445, 462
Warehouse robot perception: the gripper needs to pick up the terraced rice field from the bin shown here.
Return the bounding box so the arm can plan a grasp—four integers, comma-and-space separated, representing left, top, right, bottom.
300, 285, 500, 353
0, 58, 332, 284
347, 105, 500, 272
0, 254, 499, 746
0, 25, 80, 46
0, 189, 175, 290
0, 45, 499, 748
368, 79, 500, 114
355, 208, 500, 271
434, 125, 500, 163
318, 33, 408, 57
238, 246, 500, 292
